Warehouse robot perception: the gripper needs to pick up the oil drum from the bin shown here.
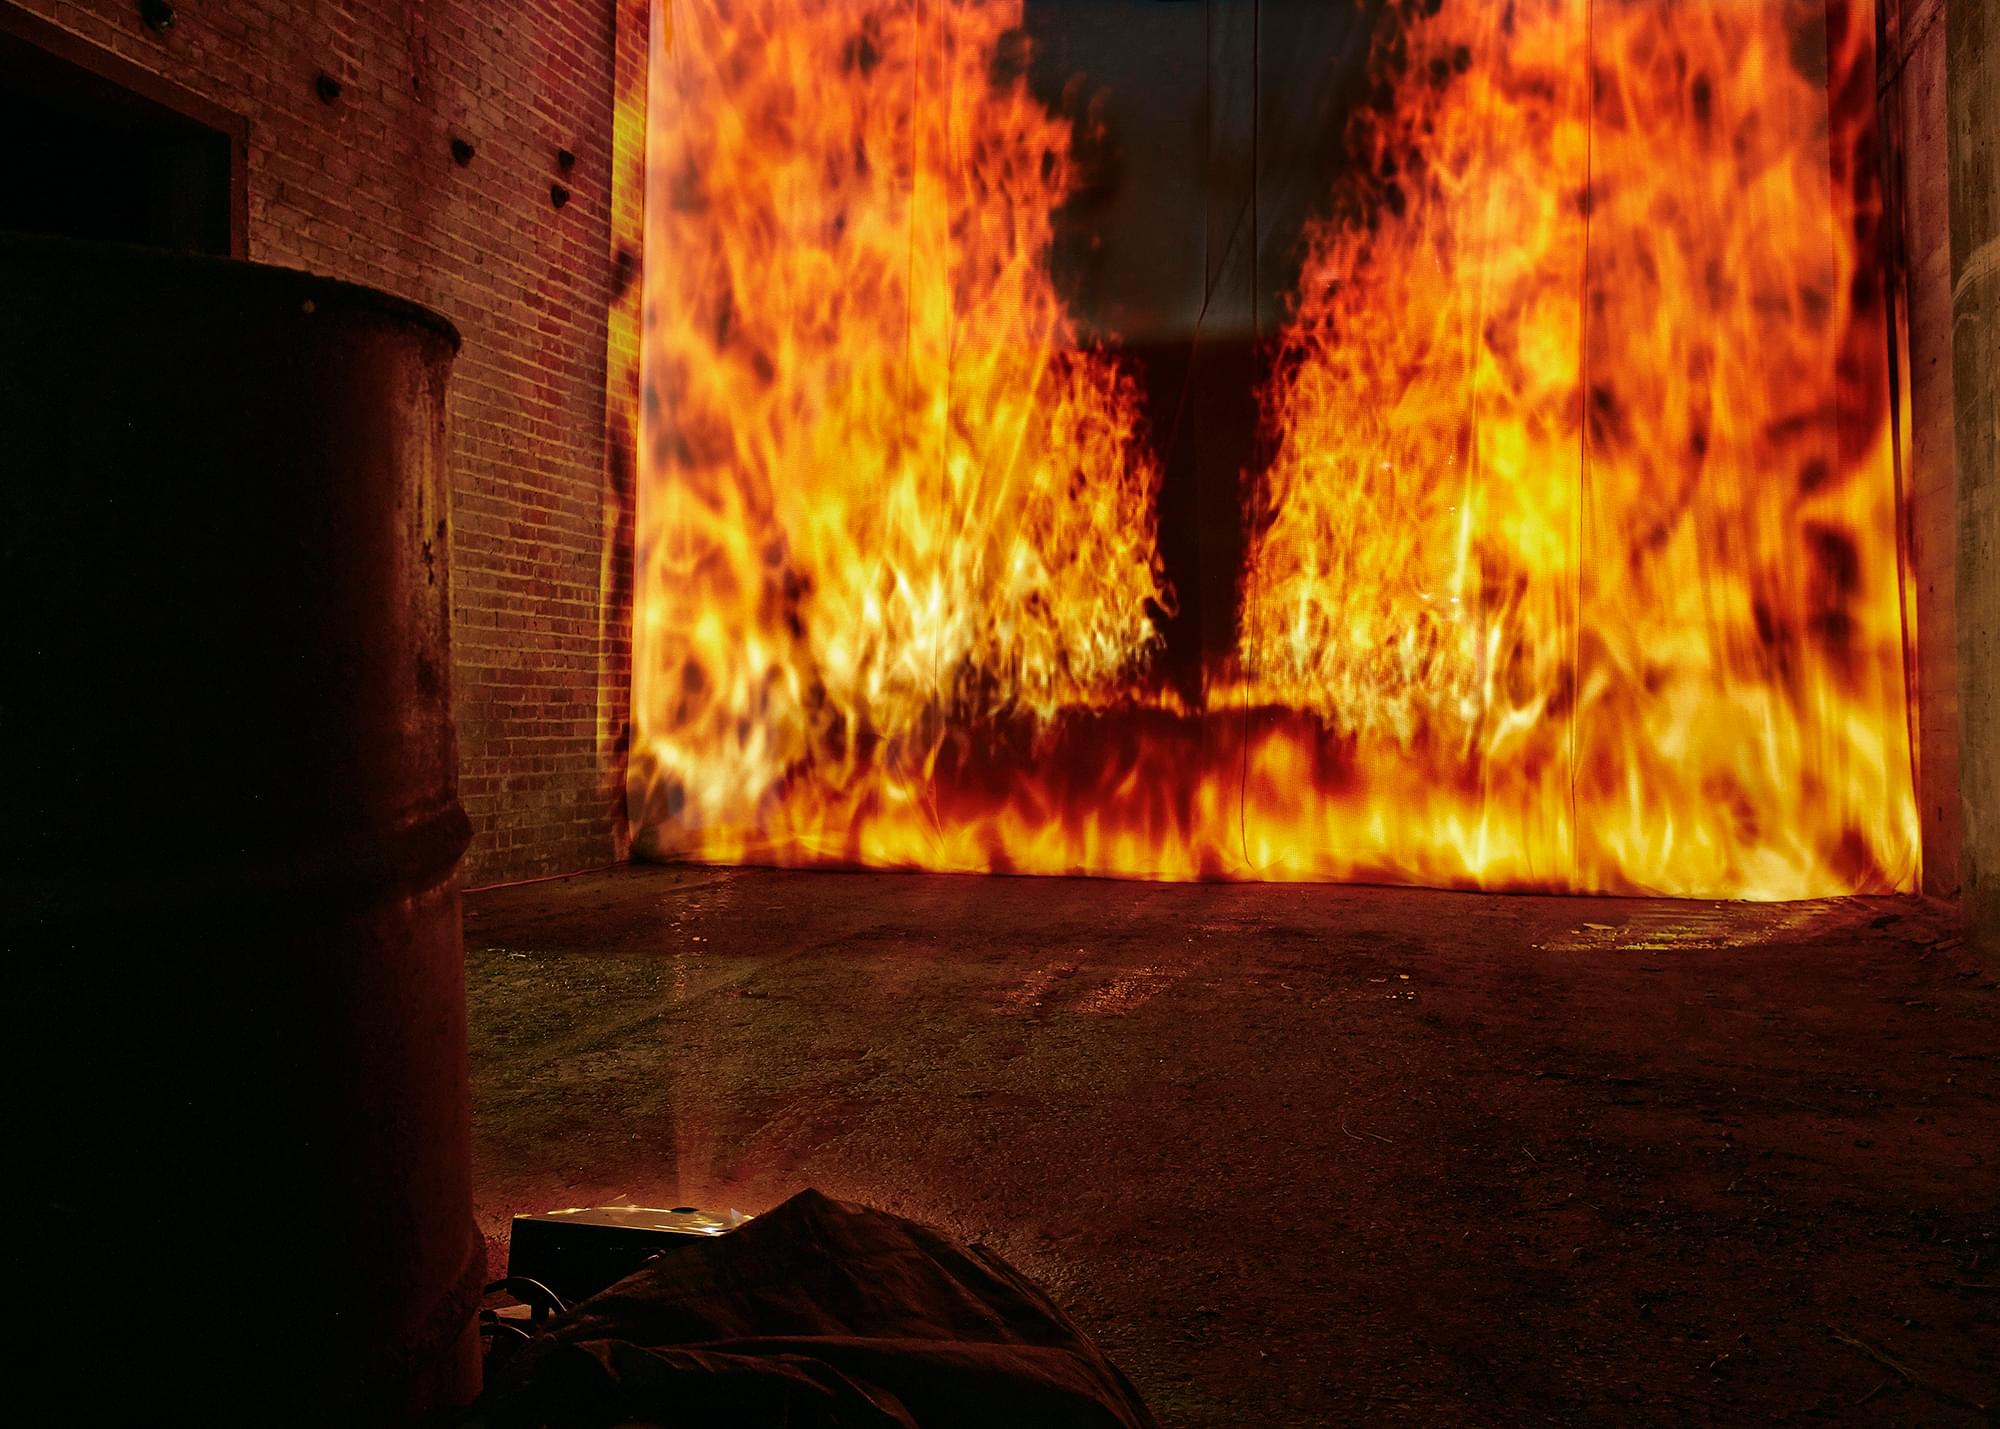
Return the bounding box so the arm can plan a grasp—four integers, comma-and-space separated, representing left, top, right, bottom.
2, 236, 480, 1422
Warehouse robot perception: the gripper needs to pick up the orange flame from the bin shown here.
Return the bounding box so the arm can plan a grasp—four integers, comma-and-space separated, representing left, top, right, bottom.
1234, 0, 1918, 895
634, 0, 1167, 863
631, 0, 1918, 897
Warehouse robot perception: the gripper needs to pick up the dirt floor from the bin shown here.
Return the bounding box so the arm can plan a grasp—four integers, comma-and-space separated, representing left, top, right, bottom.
465, 866, 1997, 1425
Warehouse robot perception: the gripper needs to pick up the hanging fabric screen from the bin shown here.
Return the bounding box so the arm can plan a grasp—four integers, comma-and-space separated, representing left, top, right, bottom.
629, 0, 1918, 899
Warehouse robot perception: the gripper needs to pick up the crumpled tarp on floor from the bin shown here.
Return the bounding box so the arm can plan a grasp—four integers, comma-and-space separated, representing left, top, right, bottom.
471, 1188, 1158, 1428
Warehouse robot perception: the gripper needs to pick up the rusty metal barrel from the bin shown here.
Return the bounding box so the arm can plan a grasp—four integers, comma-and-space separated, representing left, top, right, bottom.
2, 236, 480, 1422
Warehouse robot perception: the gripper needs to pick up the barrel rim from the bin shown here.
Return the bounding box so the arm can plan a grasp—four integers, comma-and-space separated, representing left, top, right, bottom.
0, 232, 463, 351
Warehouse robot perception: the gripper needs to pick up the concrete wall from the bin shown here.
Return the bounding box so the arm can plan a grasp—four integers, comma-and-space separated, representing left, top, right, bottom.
1947, 0, 1998, 953
11, 0, 630, 885
1890, 0, 1963, 896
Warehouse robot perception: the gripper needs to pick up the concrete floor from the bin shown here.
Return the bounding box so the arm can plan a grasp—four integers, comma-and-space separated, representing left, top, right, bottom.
466, 866, 1998, 1425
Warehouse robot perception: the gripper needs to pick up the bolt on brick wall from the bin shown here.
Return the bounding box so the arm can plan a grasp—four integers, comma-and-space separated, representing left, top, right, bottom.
17, 0, 631, 884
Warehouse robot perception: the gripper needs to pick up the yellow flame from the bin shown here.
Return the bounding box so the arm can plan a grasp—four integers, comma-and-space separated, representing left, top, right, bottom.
1237, 0, 1916, 895
634, 0, 1165, 865
630, 0, 1919, 897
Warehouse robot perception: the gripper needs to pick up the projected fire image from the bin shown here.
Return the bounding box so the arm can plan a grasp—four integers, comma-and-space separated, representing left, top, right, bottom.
630, 0, 1921, 898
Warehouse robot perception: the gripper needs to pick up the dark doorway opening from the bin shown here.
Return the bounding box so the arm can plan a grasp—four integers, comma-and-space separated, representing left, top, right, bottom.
0, 5, 245, 256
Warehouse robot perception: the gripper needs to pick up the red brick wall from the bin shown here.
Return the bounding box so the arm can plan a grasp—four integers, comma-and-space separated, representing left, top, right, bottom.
14, 0, 629, 884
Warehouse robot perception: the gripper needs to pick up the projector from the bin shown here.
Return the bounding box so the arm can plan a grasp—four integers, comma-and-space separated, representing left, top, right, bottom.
506, 1204, 749, 1305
